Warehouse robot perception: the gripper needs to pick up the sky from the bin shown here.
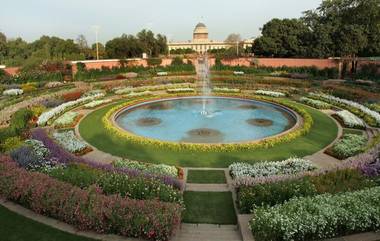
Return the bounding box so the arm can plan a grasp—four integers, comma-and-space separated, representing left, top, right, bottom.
0, 0, 322, 44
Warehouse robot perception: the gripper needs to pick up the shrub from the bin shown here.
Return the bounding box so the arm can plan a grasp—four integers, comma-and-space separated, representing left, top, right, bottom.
330, 134, 368, 159
0, 137, 23, 153
21, 83, 37, 93
0, 156, 182, 241
229, 158, 316, 179
334, 110, 366, 129
2, 88, 23, 96
45, 163, 183, 204
40, 98, 64, 108
237, 168, 375, 213
31, 128, 183, 190
300, 97, 331, 109
52, 130, 90, 154
53, 111, 79, 128
255, 90, 286, 97
0, 108, 33, 144
250, 186, 380, 241
113, 159, 179, 178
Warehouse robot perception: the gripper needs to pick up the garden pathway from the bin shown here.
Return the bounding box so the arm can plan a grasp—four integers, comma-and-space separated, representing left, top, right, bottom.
173, 167, 243, 241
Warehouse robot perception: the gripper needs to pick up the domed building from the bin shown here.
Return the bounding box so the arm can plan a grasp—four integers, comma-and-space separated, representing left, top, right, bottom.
168, 22, 254, 54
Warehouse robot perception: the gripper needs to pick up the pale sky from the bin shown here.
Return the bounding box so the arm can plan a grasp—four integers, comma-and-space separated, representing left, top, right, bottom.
0, 0, 322, 44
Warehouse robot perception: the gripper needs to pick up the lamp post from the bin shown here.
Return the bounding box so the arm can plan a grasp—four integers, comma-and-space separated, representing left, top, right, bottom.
92, 25, 100, 60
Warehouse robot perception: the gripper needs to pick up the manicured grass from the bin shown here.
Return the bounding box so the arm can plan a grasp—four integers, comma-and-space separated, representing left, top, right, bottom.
0, 205, 96, 241
183, 191, 237, 224
187, 170, 226, 184
79, 100, 338, 167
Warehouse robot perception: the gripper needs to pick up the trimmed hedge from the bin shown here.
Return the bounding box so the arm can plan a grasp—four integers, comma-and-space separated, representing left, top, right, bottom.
0, 156, 182, 241
250, 186, 380, 241
237, 168, 375, 213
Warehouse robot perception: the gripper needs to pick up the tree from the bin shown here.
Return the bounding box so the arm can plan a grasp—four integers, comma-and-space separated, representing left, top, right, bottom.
253, 18, 311, 57
0, 32, 7, 63
91, 42, 105, 59
225, 33, 242, 43
76, 34, 91, 59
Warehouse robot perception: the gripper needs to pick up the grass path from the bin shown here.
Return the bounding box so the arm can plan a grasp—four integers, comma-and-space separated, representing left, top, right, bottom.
0, 205, 96, 241
79, 100, 338, 167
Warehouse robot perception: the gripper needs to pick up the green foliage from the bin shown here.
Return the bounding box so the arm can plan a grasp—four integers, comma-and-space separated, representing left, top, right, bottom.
250, 186, 380, 241
0, 136, 23, 153
237, 168, 375, 213
331, 134, 368, 159
46, 163, 183, 204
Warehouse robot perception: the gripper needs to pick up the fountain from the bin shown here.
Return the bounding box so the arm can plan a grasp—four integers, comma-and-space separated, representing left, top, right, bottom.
198, 55, 212, 116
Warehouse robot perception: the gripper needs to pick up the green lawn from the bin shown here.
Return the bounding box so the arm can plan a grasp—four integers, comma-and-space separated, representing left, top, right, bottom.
79, 100, 338, 167
187, 170, 226, 184
0, 205, 96, 241
183, 192, 237, 224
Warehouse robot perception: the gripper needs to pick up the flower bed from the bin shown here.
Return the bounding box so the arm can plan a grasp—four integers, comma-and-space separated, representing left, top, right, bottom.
255, 90, 286, 97
250, 186, 380, 241
166, 88, 195, 93
0, 156, 182, 241
334, 110, 366, 129
310, 93, 380, 127
213, 87, 240, 93
327, 134, 368, 159
102, 94, 312, 152
300, 97, 331, 109
53, 111, 79, 128
237, 168, 375, 213
127, 90, 153, 97
3, 89, 23, 96
31, 128, 183, 190
37, 93, 104, 126
114, 83, 193, 95
45, 162, 183, 204
113, 159, 180, 178
232, 143, 380, 187
52, 130, 91, 155
83, 99, 112, 109
229, 158, 316, 179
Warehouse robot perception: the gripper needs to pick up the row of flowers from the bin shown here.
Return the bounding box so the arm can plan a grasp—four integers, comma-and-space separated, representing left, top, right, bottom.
53, 111, 80, 128
254, 90, 286, 97
102, 94, 313, 152
250, 186, 380, 241
30, 128, 183, 190
213, 87, 240, 93
0, 156, 182, 241
299, 97, 331, 109
229, 157, 316, 179
114, 83, 193, 95
166, 88, 195, 93
113, 159, 180, 178
52, 130, 91, 155
83, 99, 112, 109
126, 90, 153, 97
309, 92, 380, 126
328, 133, 368, 160
232, 142, 380, 187
2, 88, 24, 96
37, 93, 104, 126
237, 168, 376, 213
334, 110, 366, 128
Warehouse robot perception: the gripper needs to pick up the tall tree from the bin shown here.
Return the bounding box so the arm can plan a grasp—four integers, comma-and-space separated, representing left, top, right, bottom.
225, 33, 242, 43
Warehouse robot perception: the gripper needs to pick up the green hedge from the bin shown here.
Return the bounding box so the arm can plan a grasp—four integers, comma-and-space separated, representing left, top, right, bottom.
237, 168, 375, 213
250, 186, 380, 241
211, 64, 339, 80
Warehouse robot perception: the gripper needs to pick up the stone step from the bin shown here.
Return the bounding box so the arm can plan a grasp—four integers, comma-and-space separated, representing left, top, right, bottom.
171, 224, 242, 241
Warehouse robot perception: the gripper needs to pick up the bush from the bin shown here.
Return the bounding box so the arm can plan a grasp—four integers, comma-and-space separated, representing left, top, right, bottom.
237, 168, 375, 213
250, 186, 380, 241
0, 137, 23, 153
45, 163, 183, 204
113, 159, 179, 178
330, 134, 367, 159
0, 108, 33, 145
21, 83, 37, 93
0, 156, 182, 241
40, 98, 65, 108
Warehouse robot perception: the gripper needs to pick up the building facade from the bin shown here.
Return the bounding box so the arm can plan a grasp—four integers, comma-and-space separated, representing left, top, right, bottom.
168, 23, 254, 54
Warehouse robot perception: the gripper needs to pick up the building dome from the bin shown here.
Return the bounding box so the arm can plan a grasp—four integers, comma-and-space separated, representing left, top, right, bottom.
193, 23, 208, 42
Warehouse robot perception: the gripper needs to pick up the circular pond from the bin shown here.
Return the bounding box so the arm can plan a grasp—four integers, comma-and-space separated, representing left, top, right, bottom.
114, 97, 297, 144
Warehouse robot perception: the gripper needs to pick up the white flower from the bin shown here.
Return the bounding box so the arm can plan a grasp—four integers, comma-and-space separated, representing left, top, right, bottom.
255, 90, 285, 97
53, 131, 88, 153
336, 110, 366, 128
3, 89, 23, 96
